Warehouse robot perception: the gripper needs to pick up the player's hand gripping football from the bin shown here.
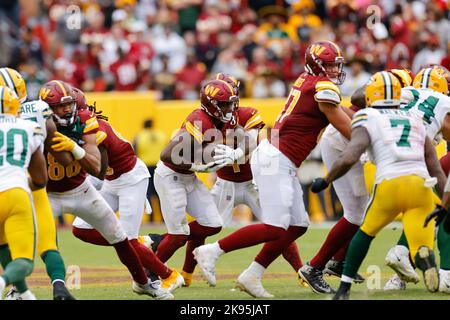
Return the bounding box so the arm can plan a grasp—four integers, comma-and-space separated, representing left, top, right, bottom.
311, 178, 329, 193
213, 144, 244, 167
424, 204, 450, 232
52, 131, 76, 152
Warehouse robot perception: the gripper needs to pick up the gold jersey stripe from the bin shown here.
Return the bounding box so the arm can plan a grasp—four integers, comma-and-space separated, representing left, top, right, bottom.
83, 121, 99, 133
95, 131, 107, 145
185, 121, 204, 143
244, 114, 263, 130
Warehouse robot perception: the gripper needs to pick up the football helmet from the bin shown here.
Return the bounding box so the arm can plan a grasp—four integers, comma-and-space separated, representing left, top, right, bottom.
0, 86, 21, 116
413, 67, 448, 95
215, 73, 240, 96
388, 68, 413, 88
72, 87, 88, 110
365, 71, 402, 108
305, 40, 346, 85
0, 67, 27, 103
39, 80, 77, 127
200, 79, 238, 123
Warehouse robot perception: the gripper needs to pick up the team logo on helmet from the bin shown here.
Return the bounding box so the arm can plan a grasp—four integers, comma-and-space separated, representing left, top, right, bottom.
305, 40, 346, 85
200, 79, 238, 123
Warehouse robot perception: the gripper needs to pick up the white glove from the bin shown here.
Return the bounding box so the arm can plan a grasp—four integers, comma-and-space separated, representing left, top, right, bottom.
359, 152, 370, 164
213, 144, 245, 166
190, 161, 227, 173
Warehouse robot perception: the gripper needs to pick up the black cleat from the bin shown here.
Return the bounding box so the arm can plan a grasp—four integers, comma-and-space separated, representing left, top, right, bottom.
148, 233, 165, 252
298, 263, 336, 294
53, 282, 76, 300
414, 246, 439, 293
324, 260, 365, 284
145, 269, 160, 282
332, 282, 351, 300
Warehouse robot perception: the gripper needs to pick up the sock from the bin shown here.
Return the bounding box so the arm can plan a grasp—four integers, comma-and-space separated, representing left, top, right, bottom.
438, 221, 450, 270
72, 227, 110, 246
255, 226, 307, 268
42, 250, 66, 284
112, 239, 148, 285
247, 261, 266, 278
156, 234, 189, 263
332, 238, 352, 262
183, 221, 222, 273
129, 239, 172, 279
0, 245, 29, 293
218, 224, 285, 253
342, 230, 374, 279
397, 230, 409, 248
281, 241, 303, 271
310, 217, 359, 270
2, 258, 33, 286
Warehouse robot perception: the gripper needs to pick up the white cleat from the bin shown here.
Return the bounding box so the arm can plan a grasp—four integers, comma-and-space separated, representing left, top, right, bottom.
439, 269, 450, 293
161, 269, 185, 293
384, 274, 406, 291
235, 269, 274, 299
0, 278, 5, 300
140, 235, 154, 250
5, 288, 37, 300
193, 244, 220, 287
385, 245, 420, 284
132, 279, 174, 300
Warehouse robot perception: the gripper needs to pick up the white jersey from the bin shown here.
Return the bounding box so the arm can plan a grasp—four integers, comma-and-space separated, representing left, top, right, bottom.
352, 108, 430, 184
0, 114, 44, 193
20, 99, 53, 140
400, 86, 450, 144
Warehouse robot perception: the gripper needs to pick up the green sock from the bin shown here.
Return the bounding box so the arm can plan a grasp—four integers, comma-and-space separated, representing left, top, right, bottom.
0, 244, 28, 293
343, 230, 374, 278
437, 221, 450, 270
2, 258, 33, 286
396, 231, 409, 248
42, 250, 66, 283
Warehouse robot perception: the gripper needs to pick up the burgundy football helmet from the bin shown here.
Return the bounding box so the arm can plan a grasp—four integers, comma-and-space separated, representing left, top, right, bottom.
39, 80, 77, 127
72, 86, 88, 110
215, 73, 240, 96
200, 79, 238, 123
305, 40, 346, 85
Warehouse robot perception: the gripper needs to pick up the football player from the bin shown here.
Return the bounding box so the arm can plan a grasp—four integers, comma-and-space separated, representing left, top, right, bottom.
151, 79, 248, 280
39, 80, 173, 299
311, 71, 446, 299
0, 86, 47, 299
70, 88, 184, 293
0, 67, 74, 300
194, 41, 353, 298
300, 69, 414, 293
383, 66, 450, 292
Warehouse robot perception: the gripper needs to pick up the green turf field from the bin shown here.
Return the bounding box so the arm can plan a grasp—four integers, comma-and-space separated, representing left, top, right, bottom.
23, 223, 449, 300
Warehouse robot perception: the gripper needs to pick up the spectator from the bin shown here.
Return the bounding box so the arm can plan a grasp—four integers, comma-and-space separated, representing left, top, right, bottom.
174, 51, 207, 100
151, 54, 176, 100
340, 56, 371, 96
288, 0, 322, 42
412, 33, 446, 73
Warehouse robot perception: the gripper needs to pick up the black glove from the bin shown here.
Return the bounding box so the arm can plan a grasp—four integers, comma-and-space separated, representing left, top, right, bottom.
311, 178, 329, 193
424, 204, 448, 228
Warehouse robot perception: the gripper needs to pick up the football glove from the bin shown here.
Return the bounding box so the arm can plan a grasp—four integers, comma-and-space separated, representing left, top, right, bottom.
213, 144, 244, 167
311, 178, 329, 193
424, 204, 448, 228
190, 161, 227, 173
52, 132, 76, 152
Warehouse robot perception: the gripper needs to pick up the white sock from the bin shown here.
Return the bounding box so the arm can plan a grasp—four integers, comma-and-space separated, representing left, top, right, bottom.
247, 261, 266, 278
0, 276, 6, 289
213, 242, 225, 256
52, 279, 66, 285
341, 275, 353, 283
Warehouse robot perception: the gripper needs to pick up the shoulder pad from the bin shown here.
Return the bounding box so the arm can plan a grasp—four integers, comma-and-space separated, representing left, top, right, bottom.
314, 89, 341, 104
351, 110, 370, 128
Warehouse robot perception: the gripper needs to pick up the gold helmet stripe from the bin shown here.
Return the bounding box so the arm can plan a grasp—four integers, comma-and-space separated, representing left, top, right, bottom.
51, 80, 68, 97
0, 86, 4, 113
325, 40, 342, 58
0, 68, 18, 98
381, 71, 392, 100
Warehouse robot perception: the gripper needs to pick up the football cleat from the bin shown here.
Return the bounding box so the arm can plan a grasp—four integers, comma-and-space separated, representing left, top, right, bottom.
439, 269, 450, 293
414, 246, 439, 293
148, 233, 165, 252
132, 279, 174, 300
53, 281, 76, 300
332, 283, 351, 300
5, 288, 37, 300
145, 269, 160, 282
0, 278, 4, 300
139, 235, 154, 250
235, 268, 274, 298
161, 269, 185, 293
193, 244, 221, 287
181, 271, 193, 287
298, 263, 336, 294
324, 260, 365, 284
384, 274, 406, 291
385, 245, 420, 283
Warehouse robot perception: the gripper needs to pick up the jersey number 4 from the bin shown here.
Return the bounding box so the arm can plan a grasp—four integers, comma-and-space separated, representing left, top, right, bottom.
390, 119, 411, 147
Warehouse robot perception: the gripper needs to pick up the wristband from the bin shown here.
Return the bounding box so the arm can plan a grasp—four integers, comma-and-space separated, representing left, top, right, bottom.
71, 144, 86, 160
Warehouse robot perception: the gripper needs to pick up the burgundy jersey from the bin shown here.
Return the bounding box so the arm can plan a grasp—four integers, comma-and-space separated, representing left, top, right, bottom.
96, 119, 137, 180
47, 109, 99, 192
164, 108, 231, 174
440, 152, 450, 177
270, 72, 342, 167
217, 107, 265, 182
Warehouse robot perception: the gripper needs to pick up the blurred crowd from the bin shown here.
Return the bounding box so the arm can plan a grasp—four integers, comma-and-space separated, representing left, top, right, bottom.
0, 0, 449, 100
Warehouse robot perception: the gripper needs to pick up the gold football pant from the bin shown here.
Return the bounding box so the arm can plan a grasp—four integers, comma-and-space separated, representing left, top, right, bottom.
0, 188, 36, 260
361, 175, 435, 261
32, 188, 58, 255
